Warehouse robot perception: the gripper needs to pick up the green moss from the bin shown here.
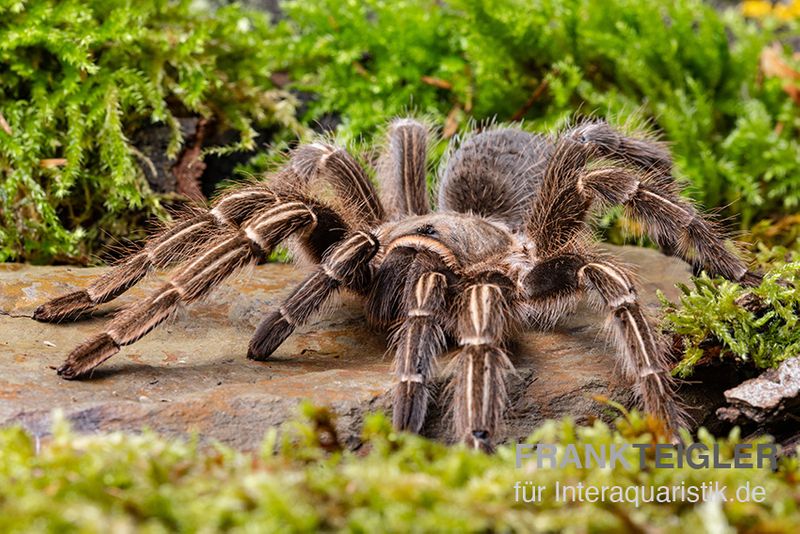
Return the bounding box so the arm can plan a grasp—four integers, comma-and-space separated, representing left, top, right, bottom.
0, 0, 302, 263
661, 257, 800, 377
0, 407, 797, 532
266, 0, 800, 230
4, 0, 800, 263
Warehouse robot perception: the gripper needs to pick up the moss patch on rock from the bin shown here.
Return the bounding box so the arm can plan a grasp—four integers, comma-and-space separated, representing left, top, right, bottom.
661, 254, 800, 378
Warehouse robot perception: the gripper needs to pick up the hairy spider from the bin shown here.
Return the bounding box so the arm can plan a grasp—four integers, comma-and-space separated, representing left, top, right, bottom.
34, 117, 758, 451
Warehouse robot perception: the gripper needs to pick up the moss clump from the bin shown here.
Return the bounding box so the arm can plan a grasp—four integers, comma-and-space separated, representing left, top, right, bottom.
0, 407, 798, 532
661, 257, 800, 377
0, 0, 301, 263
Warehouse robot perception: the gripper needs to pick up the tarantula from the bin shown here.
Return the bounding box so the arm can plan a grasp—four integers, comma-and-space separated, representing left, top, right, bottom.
33, 117, 758, 451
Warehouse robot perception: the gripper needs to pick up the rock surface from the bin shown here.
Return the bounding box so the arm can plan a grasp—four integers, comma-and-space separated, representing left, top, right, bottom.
717, 357, 800, 425
1, 246, 705, 449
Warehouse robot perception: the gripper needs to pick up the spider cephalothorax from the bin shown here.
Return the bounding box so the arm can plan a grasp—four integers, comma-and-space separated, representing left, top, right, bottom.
34, 117, 758, 451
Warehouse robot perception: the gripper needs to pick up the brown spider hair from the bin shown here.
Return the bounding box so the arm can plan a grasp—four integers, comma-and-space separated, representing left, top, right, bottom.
34, 116, 758, 451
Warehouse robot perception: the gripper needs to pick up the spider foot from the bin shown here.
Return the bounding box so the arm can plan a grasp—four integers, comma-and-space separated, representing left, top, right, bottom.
247, 311, 293, 361
56, 333, 119, 380
739, 270, 763, 287
33, 291, 94, 323
464, 430, 495, 454
392, 381, 429, 433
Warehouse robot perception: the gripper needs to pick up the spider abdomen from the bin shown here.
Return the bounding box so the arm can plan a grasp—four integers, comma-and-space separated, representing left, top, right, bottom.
439, 128, 551, 230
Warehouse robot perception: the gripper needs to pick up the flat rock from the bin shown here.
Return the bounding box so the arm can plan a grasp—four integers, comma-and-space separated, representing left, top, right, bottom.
718, 356, 800, 425
1, 246, 702, 449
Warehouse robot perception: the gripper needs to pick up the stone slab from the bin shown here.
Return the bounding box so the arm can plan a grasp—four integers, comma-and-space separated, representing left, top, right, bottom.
0, 246, 696, 449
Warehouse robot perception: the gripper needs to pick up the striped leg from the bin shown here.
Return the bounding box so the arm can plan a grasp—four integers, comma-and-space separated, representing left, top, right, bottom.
57, 202, 323, 379
33, 135, 385, 324
377, 118, 430, 218
391, 261, 449, 433
32, 165, 355, 324
580, 166, 758, 284
32, 208, 239, 323
578, 258, 688, 432
291, 143, 385, 227
449, 282, 515, 452
525, 137, 756, 284
247, 231, 380, 360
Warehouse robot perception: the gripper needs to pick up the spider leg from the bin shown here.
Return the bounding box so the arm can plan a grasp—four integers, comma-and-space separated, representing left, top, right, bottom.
581, 165, 757, 284
34, 139, 385, 323
247, 231, 380, 360
390, 254, 449, 433
527, 137, 758, 284
566, 119, 672, 175
448, 279, 516, 452
33, 143, 383, 322
580, 258, 689, 432
376, 118, 431, 218
57, 200, 333, 379
295, 142, 385, 227
364, 246, 417, 328
32, 183, 289, 323
570, 119, 758, 283
525, 140, 595, 258
525, 251, 689, 433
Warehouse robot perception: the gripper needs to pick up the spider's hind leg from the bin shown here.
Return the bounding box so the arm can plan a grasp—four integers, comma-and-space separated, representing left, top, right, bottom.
566, 119, 672, 174
581, 162, 758, 284
566, 120, 759, 285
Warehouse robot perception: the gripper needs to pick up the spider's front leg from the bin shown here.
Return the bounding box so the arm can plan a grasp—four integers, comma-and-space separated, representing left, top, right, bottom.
32, 185, 276, 322
526, 253, 689, 433
34, 138, 382, 324
388, 253, 450, 433
246, 230, 380, 360
580, 259, 688, 431
56, 199, 333, 379
449, 279, 516, 452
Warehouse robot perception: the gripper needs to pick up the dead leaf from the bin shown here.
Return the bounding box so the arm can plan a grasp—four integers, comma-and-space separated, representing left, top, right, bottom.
40, 158, 67, 168
172, 118, 208, 203
0, 112, 11, 135
421, 75, 453, 90
761, 43, 800, 104
511, 78, 550, 121
443, 105, 462, 139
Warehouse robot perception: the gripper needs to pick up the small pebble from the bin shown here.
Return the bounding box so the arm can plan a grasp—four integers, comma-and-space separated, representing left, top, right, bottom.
43, 341, 56, 348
